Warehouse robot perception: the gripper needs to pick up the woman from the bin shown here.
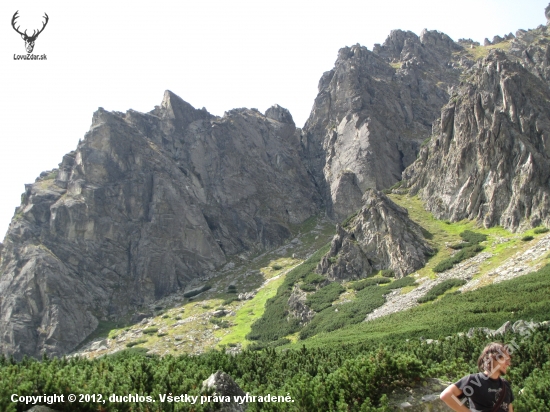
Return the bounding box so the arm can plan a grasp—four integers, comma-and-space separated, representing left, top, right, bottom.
440, 342, 514, 411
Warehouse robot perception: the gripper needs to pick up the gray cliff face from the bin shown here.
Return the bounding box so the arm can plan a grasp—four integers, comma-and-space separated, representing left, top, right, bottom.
403, 50, 550, 232
302, 30, 464, 220
0, 91, 320, 358
317, 189, 433, 280
508, 24, 550, 86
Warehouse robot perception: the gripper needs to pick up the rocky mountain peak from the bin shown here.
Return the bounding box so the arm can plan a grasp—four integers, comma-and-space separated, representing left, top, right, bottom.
302, 28, 464, 220
265, 104, 294, 125
0, 90, 321, 359
317, 189, 433, 280
403, 48, 550, 231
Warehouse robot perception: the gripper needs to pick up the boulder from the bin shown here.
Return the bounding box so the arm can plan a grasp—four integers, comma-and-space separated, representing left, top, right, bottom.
202, 371, 247, 411
26, 407, 59, 412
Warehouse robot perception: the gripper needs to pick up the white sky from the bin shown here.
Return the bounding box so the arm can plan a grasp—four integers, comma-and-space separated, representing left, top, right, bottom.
0, 0, 548, 239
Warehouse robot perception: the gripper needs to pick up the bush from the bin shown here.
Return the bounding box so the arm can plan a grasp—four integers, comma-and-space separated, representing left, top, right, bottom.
247, 243, 330, 342
433, 259, 455, 272
271, 264, 283, 271
449, 242, 473, 250
534, 227, 549, 234
433, 244, 484, 273
417, 279, 467, 303
210, 318, 230, 328
157, 333, 167, 337
305, 282, 346, 312
387, 276, 417, 290
142, 328, 158, 335
223, 297, 239, 305
381, 269, 395, 278
300, 273, 326, 291
303, 273, 325, 284
227, 285, 237, 293
300, 284, 318, 292
300, 284, 388, 339
450, 230, 488, 249
126, 339, 147, 348
183, 284, 211, 298
351, 277, 391, 291
459, 230, 487, 244
522, 235, 534, 241
299, 276, 416, 340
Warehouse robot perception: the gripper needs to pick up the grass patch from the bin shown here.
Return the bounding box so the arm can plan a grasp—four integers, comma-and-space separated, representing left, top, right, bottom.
342, 212, 358, 228
388, 194, 516, 279
219, 274, 287, 345
463, 41, 512, 60
244, 244, 330, 342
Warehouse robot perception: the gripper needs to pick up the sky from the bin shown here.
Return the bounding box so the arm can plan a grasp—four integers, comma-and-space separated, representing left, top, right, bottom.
0, 0, 548, 239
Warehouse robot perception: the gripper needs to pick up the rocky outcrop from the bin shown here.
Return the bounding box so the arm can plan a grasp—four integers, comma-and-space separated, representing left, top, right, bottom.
403, 50, 550, 231
202, 371, 247, 412
508, 24, 550, 87
287, 285, 315, 324
302, 29, 465, 220
318, 189, 434, 279
26, 407, 59, 412
0, 91, 321, 358
388, 378, 448, 411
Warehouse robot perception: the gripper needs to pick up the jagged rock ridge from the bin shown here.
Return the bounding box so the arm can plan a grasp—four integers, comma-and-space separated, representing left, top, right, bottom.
301, 29, 467, 220
0, 91, 321, 358
3, 5, 550, 359
403, 49, 550, 231
318, 189, 434, 280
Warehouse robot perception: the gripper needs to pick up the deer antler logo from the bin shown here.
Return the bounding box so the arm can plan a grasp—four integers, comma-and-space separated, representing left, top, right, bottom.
11, 11, 49, 54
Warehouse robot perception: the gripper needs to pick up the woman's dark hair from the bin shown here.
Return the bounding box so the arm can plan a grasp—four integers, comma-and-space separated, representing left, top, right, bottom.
477, 342, 509, 373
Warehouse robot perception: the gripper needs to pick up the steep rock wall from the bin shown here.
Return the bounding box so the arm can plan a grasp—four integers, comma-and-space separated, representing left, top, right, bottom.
302, 30, 464, 220
403, 50, 550, 231
0, 91, 321, 358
